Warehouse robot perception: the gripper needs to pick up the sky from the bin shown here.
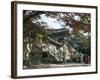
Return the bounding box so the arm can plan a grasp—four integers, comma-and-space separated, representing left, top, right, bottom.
40, 14, 65, 29
40, 14, 74, 34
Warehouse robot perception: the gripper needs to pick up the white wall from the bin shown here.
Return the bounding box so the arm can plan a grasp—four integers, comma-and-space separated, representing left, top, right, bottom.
0, 0, 99, 80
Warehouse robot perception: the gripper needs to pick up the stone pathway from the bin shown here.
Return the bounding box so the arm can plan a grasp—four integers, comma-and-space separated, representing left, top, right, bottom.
24, 63, 90, 69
